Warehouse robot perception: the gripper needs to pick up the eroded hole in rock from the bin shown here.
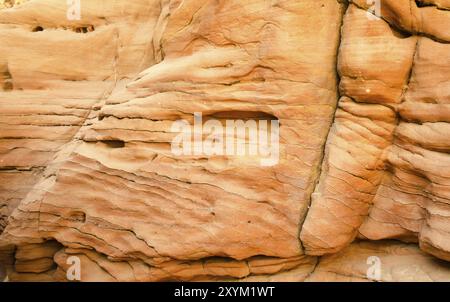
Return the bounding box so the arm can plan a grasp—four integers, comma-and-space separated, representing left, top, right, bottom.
415, 0, 435, 8
208, 111, 278, 121
1, 68, 13, 91
32, 26, 44, 32
74, 25, 95, 33
1, 0, 27, 9
68, 211, 86, 223
12, 240, 63, 275
101, 140, 126, 148
98, 113, 106, 121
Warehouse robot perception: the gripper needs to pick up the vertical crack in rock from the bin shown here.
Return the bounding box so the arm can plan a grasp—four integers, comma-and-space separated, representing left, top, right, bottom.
399, 38, 419, 104
151, 0, 171, 63
300, 2, 421, 255
359, 34, 450, 261
298, 1, 349, 252
356, 37, 419, 240
33, 27, 121, 234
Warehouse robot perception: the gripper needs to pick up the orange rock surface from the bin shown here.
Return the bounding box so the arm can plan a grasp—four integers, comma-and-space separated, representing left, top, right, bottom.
0, 0, 449, 282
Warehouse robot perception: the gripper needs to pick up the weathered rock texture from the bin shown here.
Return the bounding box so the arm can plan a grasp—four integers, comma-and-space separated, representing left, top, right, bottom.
301, 0, 450, 264
0, 0, 449, 282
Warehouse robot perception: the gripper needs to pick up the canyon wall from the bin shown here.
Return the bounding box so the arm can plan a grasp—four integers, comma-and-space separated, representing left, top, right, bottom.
0, 0, 449, 281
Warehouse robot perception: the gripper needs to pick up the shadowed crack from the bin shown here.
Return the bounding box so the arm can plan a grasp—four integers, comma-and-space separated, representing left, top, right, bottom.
298, 1, 349, 252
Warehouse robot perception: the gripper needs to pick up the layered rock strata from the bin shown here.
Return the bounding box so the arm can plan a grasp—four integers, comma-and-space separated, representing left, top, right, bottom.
0, 0, 449, 281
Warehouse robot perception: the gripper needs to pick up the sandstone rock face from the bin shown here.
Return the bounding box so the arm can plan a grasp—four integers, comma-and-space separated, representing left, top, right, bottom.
307, 241, 450, 282
0, 0, 449, 282
301, 1, 450, 264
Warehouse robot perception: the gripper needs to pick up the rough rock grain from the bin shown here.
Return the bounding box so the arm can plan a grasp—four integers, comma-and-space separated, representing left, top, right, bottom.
0, 0, 450, 282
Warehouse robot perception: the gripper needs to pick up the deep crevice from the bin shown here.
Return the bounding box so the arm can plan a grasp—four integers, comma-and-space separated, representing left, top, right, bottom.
30, 25, 95, 34
74, 25, 95, 34
101, 140, 126, 149
207, 110, 278, 121
415, 0, 437, 8
32, 26, 44, 32
298, 1, 349, 252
